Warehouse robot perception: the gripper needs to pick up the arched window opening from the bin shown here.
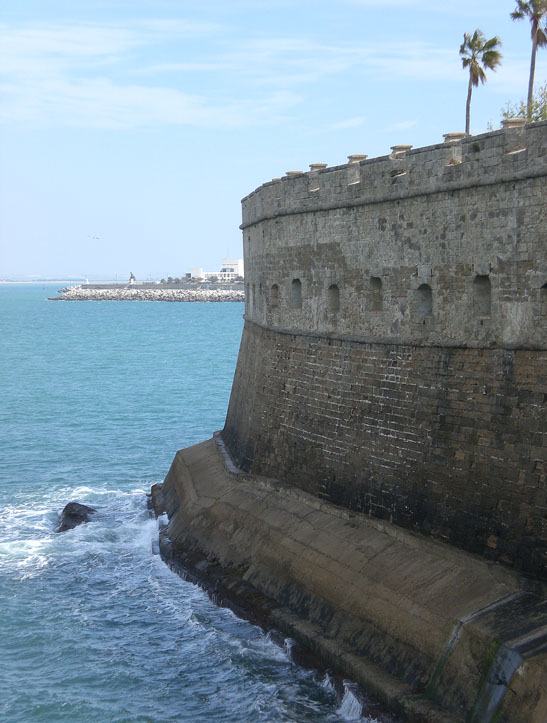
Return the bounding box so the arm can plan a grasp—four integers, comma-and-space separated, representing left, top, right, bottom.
370, 277, 383, 311
415, 284, 432, 318
290, 278, 302, 310
271, 284, 279, 308
541, 283, 547, 306
473, 275, 491, 317
328, 284, 340, 313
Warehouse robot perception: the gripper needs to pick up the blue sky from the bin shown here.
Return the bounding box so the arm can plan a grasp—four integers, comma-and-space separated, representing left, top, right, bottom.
1, 0, 545, 280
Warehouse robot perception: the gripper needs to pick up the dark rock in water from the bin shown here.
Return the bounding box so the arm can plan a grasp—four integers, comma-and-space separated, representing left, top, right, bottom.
56, 502, 96, 532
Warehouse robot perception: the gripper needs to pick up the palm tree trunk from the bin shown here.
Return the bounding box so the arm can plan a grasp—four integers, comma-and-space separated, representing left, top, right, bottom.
465, 73, 473, 134
527, 28, 538, 119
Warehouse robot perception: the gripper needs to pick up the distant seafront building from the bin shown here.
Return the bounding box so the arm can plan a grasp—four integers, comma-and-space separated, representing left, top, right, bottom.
187, 258, 244, 282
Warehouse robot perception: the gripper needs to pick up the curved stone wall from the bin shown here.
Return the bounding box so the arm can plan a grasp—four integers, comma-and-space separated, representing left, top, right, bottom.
224, 122, 547, 579
241, 123, 546, 349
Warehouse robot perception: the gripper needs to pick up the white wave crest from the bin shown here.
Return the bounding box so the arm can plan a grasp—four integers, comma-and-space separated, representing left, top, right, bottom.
337, 682, 366, 721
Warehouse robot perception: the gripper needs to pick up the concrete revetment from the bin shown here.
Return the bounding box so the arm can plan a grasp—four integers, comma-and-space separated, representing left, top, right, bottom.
152, 122, 547, 722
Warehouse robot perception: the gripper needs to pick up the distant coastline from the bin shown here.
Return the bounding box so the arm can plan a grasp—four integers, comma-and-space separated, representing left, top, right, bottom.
49, 284, 244, 303
1, 279, 87, 285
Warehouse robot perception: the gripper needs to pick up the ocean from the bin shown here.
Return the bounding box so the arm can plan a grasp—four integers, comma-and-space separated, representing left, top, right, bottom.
0, 284, 389, 722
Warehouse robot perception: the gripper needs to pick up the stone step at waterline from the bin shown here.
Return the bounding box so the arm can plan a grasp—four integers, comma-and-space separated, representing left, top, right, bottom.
152, 435, 547, 722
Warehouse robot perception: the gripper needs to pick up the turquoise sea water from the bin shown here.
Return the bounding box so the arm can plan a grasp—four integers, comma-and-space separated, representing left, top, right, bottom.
0, 285, 388, 722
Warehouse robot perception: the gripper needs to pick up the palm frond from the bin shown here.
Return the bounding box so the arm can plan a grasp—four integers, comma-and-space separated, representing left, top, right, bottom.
471, 66, 487, 86
484, 36, 502, 50
482, 51, 503, 70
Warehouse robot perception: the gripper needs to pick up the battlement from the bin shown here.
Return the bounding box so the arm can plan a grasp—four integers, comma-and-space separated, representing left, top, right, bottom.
241, 121, 547, 350
242, 121, 547, 229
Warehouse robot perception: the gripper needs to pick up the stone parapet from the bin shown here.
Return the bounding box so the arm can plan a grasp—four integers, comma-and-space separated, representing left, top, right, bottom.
241, 122, 546, 227
241, 122, 547, 349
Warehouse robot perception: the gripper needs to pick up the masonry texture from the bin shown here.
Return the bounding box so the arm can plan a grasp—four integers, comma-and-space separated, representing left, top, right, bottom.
223, 122, 547, 580
153, 438, 547, 722
155, 123, 547, 722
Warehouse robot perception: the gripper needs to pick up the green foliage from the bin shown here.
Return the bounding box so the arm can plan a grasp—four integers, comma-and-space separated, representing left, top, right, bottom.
511, 1, 547, 45
502, 82, 547, 121
460, 30, 503, 87
510, 1, 547, 116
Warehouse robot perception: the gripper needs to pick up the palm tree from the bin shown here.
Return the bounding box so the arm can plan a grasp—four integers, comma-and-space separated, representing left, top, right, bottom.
460, 30, 502, 135
510, 1, 547, 119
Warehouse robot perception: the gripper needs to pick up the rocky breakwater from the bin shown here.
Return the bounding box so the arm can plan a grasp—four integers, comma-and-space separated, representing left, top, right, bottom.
49, 286, 245, 302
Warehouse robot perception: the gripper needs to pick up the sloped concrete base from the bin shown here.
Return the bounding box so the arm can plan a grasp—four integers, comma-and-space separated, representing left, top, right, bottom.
151, 435, 547, 722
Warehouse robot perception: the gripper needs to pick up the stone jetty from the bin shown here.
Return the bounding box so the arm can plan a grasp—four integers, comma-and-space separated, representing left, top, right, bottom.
49, 285, 244, 302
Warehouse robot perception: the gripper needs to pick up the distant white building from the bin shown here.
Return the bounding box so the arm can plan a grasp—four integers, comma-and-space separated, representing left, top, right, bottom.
219, 258, 244, 276
188, 267, 204, 279
187, 258, 244, 282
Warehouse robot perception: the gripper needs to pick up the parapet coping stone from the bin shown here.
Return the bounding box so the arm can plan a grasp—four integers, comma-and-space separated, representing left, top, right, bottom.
241, 121, 547, 203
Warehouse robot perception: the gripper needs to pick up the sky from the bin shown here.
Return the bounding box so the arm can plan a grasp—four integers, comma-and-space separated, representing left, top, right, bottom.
1, 0, 545, 281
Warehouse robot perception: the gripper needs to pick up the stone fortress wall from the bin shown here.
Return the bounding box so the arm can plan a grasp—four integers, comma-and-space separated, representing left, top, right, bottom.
223, 122, 547, 580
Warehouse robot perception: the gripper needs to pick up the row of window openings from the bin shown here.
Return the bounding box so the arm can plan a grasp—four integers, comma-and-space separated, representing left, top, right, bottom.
247, 277, 547, 318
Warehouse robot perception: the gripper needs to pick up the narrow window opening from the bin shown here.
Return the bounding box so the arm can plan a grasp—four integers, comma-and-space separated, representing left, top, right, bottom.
252, 284, 256, 312
370, 277, 383, 311
290, 278, 302, 310
415, 284, 432, 318
271, 284, 279, 308
473, 275, 491, 317
540, 283, 547, 306
328, 284, 340, 313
